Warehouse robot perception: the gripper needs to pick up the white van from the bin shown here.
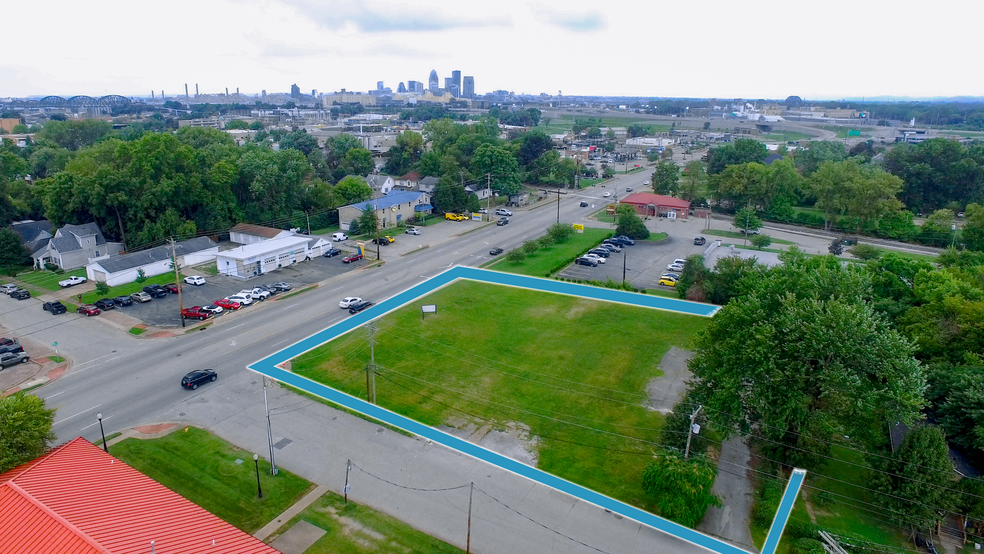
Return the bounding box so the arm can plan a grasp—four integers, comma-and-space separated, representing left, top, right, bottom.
331, 232, 349, 242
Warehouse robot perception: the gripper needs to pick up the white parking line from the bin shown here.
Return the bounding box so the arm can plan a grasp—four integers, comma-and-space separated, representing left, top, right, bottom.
79, 414, 112, 431
44, 391, 66, 401
53, 404, 102, 426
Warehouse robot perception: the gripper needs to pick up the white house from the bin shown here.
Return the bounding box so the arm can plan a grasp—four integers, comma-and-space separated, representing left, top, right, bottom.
229, 223, 293, 245
86, 237, 218, 286
214, 236, 313, 279
31, 223, 123, 270
366, 174, 395, 195
464, 184, 492, 200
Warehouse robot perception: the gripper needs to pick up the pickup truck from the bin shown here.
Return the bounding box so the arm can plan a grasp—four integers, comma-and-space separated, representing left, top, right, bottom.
58, 276, 87, 287
181, 307, 212, 321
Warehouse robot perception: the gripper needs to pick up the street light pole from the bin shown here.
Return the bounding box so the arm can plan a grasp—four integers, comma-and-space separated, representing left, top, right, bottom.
263, 378, 278, 475
253, 454, 263, 498
97, 413, 107, 453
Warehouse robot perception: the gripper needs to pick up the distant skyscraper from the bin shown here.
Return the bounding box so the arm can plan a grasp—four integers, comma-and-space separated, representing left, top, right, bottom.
428, 70, 439, 93
398, 82, 407, 93
377, 81, 384, 91
463, 76, 475, 98
407, 80, 418, 92
290, 84, 300, 98
444, 77, 452, 90
452, 71, 461, 96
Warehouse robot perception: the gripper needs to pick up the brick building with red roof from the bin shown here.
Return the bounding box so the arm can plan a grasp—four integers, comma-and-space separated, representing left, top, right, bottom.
0, 437, 280, 554
620, 193, 691, 219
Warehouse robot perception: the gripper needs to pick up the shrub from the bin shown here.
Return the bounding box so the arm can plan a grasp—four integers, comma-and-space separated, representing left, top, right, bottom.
792, 538, 825, 554
751, 471, 785, 528
521, 240, 540, 256
536, 237, 553, 251
849, 243, 881, 260
135, 269, 147, 283
94, 281, 110, 295
506, 249, 526, 263
546, 223, 575, 243
642, 451, 721, 528
44, 263, 58, 272
348, 219, 361, 235
750, 234, 772, 249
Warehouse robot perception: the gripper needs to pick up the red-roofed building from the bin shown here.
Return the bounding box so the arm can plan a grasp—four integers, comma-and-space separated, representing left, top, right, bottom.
0, 438, 280, 554
620, 193, 691, 219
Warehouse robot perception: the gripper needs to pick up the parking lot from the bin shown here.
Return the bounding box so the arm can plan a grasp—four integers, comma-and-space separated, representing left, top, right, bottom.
556, 236, 711, 291
101, 254, 365, 327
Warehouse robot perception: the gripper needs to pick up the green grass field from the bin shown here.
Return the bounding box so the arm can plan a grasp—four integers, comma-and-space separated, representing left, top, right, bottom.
703, 229, 796, 245
488, 227, 611, 276
79, 271, 185, 305
112, 427, 313, 533
758, 130, 814, 142
14, 268, 87, 291
292, 280, 709, 514
271, 491, 465, 554
536, 116, 672, 136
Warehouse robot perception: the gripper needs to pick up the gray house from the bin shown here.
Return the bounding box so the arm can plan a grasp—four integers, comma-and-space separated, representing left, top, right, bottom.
31, 223, 123, 270
9, 220, 52, 254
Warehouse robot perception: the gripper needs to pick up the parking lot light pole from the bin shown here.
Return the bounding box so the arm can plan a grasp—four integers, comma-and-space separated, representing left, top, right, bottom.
253, 454, 263, 498
97, 413, 107, 453
263, 378, 278, 475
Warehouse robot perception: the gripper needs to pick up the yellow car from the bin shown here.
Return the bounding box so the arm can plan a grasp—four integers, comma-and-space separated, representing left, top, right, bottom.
444, 213, 468, 221
658, 277, 677, 287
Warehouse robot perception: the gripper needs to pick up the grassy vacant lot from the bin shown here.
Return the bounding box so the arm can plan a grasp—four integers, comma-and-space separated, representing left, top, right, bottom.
112, 426, 313, 533
704, 229, 796, 245
759, 130, 814, 142
79, 271, 184, 304
15, 268, 87, 291
292, 280, 709, 513
488, 227, 610, 276
271, 491, 465, 554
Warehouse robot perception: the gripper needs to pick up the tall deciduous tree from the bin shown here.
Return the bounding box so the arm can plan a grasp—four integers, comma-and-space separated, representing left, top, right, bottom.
793, 140, 847, 176
873, 426, 955, 532
808, 159, 904, 231
707, 138, 767, 174
960, 203, 984, 251
334, 176, 372, 205
615, 204, 650, 240
384, 131, 424, 176
471, 143, 522, 196
37, 119, 114, 151
0, 393, 56, 473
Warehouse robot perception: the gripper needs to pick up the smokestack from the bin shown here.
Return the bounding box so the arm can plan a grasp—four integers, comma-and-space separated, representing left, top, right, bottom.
152, 91, 155, 99
236, 87, 239, 95
225, 87, 229, 96
185, 84, 189, 98
195, 83, 199, 97
161, 90, 164, 99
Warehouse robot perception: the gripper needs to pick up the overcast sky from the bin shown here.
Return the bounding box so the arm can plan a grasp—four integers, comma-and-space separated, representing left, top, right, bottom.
5, 0, 982, 100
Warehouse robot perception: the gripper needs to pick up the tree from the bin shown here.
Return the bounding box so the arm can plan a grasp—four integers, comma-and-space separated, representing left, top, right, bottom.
794, 140, 847, 176
506, 249, 526, 263
733, 207, 761, 233
471, 144, 522, 196
652, 161, 680, 195
587, 127, 602, 139
357, 206, 377, 236
37, 119, 113, 150
687, 255, 925, 468
884, 139, 984, 214
849, 243, 881, 260
546, 222, 574, 243
516, 130, 553, 169
926, 365, 984, 452
828, 238, 843, 255
334, 176, 372, 205
0, 228, 29, 268
224, 119, 249, 130
615, 204, 650, 240
703, 121, 711, 131
873, 426, 955, 532
679, 161, 706, 203
641, 452, 721, 528
0, 393, 56, 473
749, 234, 772, 249
918, 209, 956, 247
384, 131, 424, 176
605, 129, 616, 141
808, 159, 903, 232
602, 166, 615, 179
707, 138, 767, 174
675, 254, 712, 302
340, 147, 374, 180
961, 203, 984, 251
12, 124, 28, 134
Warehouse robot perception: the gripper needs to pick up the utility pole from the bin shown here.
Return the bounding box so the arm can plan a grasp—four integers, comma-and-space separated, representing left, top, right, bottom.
684, 404, 703, 459
466, 482, 474, 553
373, 197, 381, 261
541, 189, 567, 224
366, 322, 377, 404
263, 377, 278, 475
344, 459, 351, 504
486, 173, 492, 221
169, 238, 185, 328
305, 211, 311, 236
622, 248, 627, 286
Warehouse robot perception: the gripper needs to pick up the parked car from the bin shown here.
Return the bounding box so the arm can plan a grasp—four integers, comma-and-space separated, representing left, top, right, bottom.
580, 201, 589, 207
598, 243, 620, 252
661, 272, 680, 280
143, 285, 167, 298
445, 213, 468, 221
113, 295, 133, 307
184, 275, 207, 286
258, 284, 278, 295
323, 247, 342, 258
58, 275, 87, 288
214, 298, 241, 311
0, 284, 18, 294
643, 181, 650, 185
43, 301, 67, 315
200, 304, 223, 316
605, 237, 634, 247
574, 256, 599, 267
658, 277, 677, 287
614, 235, 635, 245
495, 208, 513, 216
603, 192, 611, 197
587, 248, 611, 258
489, 247, 504, 256
10, 289, 30, 300
739, 228, 760, 235
0, 342, 24, 355
226, 294, 252, 306
131, 291, 152, 303
0, 351, 30, 369
584, 253, 607, 264
667, 263, 685, 272
372, 236, 394, 245
405, 227, 421, 235
331, 232, 349, 241
0, 338, 14, 346
694, 237, 706, 245
271, 282, 291, 292
181, 307, 212, 321
672, 258, 687, 266
181, 368, 217, 390
164, 283, 180, 294
94, 298, 116, 311
625, 187, 633, 192
496, 218, 509, 226
348, 300, 374, 314
343, 254, 364, 263
249, 287, 271, 300
77, 304, 101, 317
339, 297, 362, 309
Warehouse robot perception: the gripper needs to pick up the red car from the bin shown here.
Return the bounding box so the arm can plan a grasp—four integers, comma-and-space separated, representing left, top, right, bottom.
165, 283, 180, 294
214, 298, 242, 311
181, 307, 212, 321
77, 304, 101, 317
342, 254, 364, 264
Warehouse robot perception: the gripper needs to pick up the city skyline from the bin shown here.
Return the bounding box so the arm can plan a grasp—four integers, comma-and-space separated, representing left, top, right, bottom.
3, 0, 983, 99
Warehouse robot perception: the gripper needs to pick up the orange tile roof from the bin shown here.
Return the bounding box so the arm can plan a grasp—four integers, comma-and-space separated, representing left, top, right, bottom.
620, 193, 691, 209
229, 223, 289, 239
0, 438, 280, 554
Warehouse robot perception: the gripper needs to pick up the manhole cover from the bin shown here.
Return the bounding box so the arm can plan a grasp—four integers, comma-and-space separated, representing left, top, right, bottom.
273, 438, 292, 450
234, 459, 243, 465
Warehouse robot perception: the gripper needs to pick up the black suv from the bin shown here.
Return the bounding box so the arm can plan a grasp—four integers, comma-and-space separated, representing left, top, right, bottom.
10, 289, 30, 300
43, 301, 67, 315
0, 342, 25, 355
587, 248, 611, 258
0, 351, 29, 369
181, 369, 217, 390
113, 295, 133, 307
143, 285, 168, 298
94, 298, 116, 311
694, 237, 706, 246
323, 247, 342, 258
348, 300, 374, 314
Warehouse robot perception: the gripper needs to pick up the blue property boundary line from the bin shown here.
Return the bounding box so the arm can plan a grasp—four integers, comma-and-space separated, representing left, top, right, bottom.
250, 267, 801, 554
763, 469, 807, 554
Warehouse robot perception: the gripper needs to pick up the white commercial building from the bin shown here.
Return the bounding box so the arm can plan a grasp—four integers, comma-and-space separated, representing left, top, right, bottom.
214, 236, 313, 279
85, 237, 218, 286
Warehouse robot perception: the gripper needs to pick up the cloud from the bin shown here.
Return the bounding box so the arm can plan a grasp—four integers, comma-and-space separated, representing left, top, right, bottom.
274, 0, 509, 33
534, 6, 606, 31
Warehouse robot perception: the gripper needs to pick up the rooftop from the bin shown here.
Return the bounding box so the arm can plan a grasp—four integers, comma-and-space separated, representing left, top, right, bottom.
230, 223, 290, 239
345, 190, 428, 212
92, 237, 217, 274
621, 193, 691, 209
216, 236, 312, 260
